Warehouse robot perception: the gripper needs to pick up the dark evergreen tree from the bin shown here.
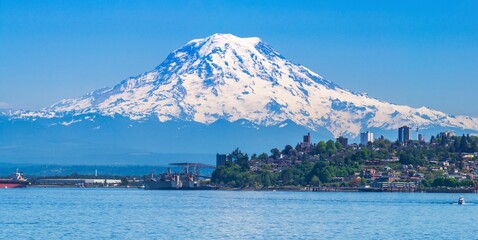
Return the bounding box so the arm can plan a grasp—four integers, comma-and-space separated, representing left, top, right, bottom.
270, 148, 281, 159
282, 145, 294, 156
459, 134, 469, 152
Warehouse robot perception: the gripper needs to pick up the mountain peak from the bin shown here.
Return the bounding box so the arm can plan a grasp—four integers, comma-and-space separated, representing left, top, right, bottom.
23, 34, 478, 138
188, 33, 262, 48
180, 33, 267, 61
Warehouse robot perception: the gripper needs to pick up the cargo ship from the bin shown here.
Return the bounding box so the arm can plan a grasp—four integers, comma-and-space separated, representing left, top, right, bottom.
144, 163, 217, 190
0, 170, 30, 188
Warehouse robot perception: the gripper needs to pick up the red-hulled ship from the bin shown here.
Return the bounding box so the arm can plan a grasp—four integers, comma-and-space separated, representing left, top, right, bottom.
0, 170, 29, 188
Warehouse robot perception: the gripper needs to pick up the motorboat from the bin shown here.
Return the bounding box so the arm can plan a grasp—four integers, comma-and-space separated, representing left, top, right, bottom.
458, 196, 465, 205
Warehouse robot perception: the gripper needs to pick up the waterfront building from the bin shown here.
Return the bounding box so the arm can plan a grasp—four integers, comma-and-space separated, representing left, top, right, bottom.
336, 136, 348, 147
370, 181, 416, 190
398, 126, 412, 142
360, 131, 373, 145
35, 179, 122, 186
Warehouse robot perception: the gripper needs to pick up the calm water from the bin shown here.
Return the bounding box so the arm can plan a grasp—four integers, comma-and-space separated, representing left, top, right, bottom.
1, 188, 477, 239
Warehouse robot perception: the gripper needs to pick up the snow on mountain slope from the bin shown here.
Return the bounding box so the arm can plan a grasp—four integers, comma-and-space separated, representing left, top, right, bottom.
20, 33, 478, 137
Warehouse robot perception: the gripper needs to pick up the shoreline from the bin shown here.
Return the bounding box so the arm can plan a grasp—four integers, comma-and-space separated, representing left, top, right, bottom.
217, 186, 478, 193
21, 184, 478, 193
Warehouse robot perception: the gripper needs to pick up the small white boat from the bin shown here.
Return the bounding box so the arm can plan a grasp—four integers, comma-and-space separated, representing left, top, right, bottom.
458, 196, 465, 205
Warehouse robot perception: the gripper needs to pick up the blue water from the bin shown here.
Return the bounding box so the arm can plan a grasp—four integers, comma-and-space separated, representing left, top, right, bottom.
1, 189, 477, 239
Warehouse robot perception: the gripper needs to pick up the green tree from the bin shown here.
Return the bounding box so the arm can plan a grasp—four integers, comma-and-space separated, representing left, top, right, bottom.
459, 135, 469, 152
326, 140, 337, 155
262, 172, 272, 187
257, 153, 269, 162
360, 177, 367, 186
316, 141, 327, 154
281, 145, 294, 156
270, 148, 281, 159
310, 175, 321, 187
230, 148, 249, 170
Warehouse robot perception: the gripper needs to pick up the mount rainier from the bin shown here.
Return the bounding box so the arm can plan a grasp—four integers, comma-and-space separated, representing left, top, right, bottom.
2, 33, 478, 164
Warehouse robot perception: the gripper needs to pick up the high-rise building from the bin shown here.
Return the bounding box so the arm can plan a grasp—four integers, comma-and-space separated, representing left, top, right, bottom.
336, 136, 348, 147
300, 133, 312, 152
303, 133, 311, 145
439, 131, 456, 138
360, 131, 373, 145
398, 126, 412, 142
216, 153, 227, 167
418, 134, 424, 142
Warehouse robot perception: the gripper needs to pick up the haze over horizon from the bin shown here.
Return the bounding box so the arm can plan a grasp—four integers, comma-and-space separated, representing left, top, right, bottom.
1, 1, 477, 117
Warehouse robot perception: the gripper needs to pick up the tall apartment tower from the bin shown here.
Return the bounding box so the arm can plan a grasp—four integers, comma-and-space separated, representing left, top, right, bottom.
216, 153, 227, 167
398, 126, 412, 142
360, 131, 374, 145
303, 133, 311, 145
300, 133, 312, 152
336, 136, 348, 147
418, 134, 424, 142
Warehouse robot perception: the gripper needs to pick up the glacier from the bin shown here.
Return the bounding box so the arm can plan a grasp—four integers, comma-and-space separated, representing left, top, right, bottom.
16, 33, 478, 138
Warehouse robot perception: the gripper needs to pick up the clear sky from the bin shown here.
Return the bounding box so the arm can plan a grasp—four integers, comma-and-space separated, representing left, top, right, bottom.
1, 0, 477, 116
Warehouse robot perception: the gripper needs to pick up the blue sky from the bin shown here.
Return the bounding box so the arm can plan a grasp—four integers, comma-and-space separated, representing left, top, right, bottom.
1, 0, 477, 116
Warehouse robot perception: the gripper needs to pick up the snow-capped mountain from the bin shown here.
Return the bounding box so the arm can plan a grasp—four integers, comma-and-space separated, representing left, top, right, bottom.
22, 33, 476, 138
